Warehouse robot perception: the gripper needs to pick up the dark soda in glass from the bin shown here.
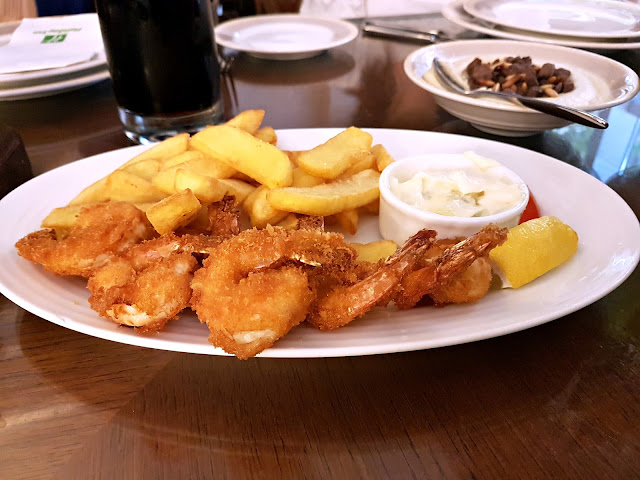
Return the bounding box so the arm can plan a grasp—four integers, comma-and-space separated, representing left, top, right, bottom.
96, 0, 222, 140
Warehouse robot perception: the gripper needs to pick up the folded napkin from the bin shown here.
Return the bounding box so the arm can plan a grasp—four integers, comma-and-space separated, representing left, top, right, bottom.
0, 13, 104, 75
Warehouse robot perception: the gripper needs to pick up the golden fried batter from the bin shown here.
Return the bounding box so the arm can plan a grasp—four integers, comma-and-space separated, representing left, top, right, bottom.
191, 226, 357, 359
15, 202, 155, 277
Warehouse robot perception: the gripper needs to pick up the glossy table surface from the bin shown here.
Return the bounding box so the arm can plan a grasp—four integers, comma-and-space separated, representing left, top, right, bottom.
1, 13, 639, 479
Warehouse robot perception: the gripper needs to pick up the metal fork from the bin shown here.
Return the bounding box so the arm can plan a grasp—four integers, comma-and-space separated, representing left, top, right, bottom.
218, 49, 238, 110
432, 58, 608, 129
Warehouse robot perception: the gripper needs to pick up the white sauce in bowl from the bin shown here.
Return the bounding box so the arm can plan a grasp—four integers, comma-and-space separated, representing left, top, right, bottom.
378, 151, 529, 244
389, 152, 524, 217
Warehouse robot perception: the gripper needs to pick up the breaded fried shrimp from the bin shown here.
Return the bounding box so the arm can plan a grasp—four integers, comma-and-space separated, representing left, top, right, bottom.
15, 202, 155, 277
307, 229, 437, 330
87, 234, 213, 332
88, 253, 197, 332
395, 224, 507, 310
191, 226, 357, 359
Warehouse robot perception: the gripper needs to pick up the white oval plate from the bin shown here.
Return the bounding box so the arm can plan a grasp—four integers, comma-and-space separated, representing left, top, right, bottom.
404, 39, 639, 136
0, 20, 108, 88
444, 0, 640, 50
463, 0, 640, 40
1, 129, 638, 358
214, 14, 358, 60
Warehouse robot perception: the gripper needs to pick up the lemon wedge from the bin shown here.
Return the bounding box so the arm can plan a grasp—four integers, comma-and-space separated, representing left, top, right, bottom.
489, 216, 578, 288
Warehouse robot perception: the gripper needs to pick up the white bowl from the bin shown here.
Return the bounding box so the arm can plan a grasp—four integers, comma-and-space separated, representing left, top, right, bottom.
403, 39, 639, 136
379, 153, 529, 245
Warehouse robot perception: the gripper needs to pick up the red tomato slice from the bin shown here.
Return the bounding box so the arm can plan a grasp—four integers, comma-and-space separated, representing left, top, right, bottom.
519, 191, 540, 224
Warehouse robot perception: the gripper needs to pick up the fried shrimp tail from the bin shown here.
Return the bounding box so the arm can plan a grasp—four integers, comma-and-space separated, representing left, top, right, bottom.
191, 226, 357, 359
307, 229, 437, 330
207, 196, 241, 238
297, 215, 325, 231
395, 224, 508, 310
15, 202, 155, 277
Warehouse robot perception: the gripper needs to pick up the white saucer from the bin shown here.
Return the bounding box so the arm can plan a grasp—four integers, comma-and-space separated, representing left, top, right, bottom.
463, 0, 640, 40
215, 14, 358, 60
443, 0, 640, 50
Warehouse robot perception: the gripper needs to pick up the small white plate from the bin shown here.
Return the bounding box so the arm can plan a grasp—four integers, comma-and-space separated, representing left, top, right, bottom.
444, 0, 640, 50
0, 67, 109, 101
404, 39, 639, 136
462, 0, 640, 40
214, 14, 358, 60
1, 129, 638, 358
0, 20, 108, 88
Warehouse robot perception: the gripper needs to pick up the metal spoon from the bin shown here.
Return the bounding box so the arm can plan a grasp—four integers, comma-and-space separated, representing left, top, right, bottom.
432, 58, 608, 129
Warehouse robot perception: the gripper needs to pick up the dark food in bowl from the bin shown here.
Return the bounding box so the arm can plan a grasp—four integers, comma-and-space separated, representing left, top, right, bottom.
465, 56, 575, 98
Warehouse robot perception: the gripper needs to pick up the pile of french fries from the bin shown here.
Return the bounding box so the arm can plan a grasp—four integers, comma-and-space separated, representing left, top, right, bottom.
41, 109, 398, 259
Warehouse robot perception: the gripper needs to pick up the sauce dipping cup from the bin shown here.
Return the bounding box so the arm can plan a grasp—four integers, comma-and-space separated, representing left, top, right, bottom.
379, 153, 529, 245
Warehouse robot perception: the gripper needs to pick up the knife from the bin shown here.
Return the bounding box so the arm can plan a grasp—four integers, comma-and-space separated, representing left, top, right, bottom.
362, 21, 450, 44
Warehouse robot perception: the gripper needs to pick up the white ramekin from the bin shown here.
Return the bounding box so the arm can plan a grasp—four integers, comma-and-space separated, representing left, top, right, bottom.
379, 153, 529, 244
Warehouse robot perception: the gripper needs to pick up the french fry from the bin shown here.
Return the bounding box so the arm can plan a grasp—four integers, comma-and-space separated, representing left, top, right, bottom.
350, 240, 398, 263
170, 153, 237, 179
361, 199, 380, 215
53, 228, 70, 240
146, 189, 201, 235
154, 154, 238, 195
296, 127, 373, 179
120, 158, 162, 181
184, 148, 238, 179
174, 169, 227, 204
190, 125, 293, 189
338, 153, 376, 179
161, 150, 205, 169
218, 178, 256, 204
245, 166, 324, 227
68, 177, 110, 205
255, 126, 277, 145
41, 205, 87, 229
242, 184, 263, 214
232, 171, 256, 183
284, 150, 304, 165
291, 167, 324, 188
333, 209, 359, 235
275, 213, 300, 230
183, 204, 211, 232
58, 115, 393, 240
42, 202, 156, 229
266, 169, 380, 216
371, 144, 394, 172
151, 168, 178, 194
246, 185, 288, 228
131, 202, 157, 212
225, 109, 265, 135
118, 133, 189, 169
106, 170, 167, 203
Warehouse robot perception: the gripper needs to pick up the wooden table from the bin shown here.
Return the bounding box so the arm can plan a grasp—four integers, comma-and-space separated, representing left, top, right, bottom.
1, 14, 639, 479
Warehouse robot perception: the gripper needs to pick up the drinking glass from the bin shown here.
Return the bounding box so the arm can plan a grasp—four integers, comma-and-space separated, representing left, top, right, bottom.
95, 0, 224, 143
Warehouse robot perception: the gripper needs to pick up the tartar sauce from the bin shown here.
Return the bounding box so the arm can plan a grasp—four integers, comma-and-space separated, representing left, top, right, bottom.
389, 152, 524, 217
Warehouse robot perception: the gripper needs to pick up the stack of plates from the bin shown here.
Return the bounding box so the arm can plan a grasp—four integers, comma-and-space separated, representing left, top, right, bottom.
0, 21, 110, 101
444, 0, 640, 50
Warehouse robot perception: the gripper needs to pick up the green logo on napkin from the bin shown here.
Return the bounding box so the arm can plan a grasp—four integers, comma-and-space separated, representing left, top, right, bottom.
42, 34, 67, 44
